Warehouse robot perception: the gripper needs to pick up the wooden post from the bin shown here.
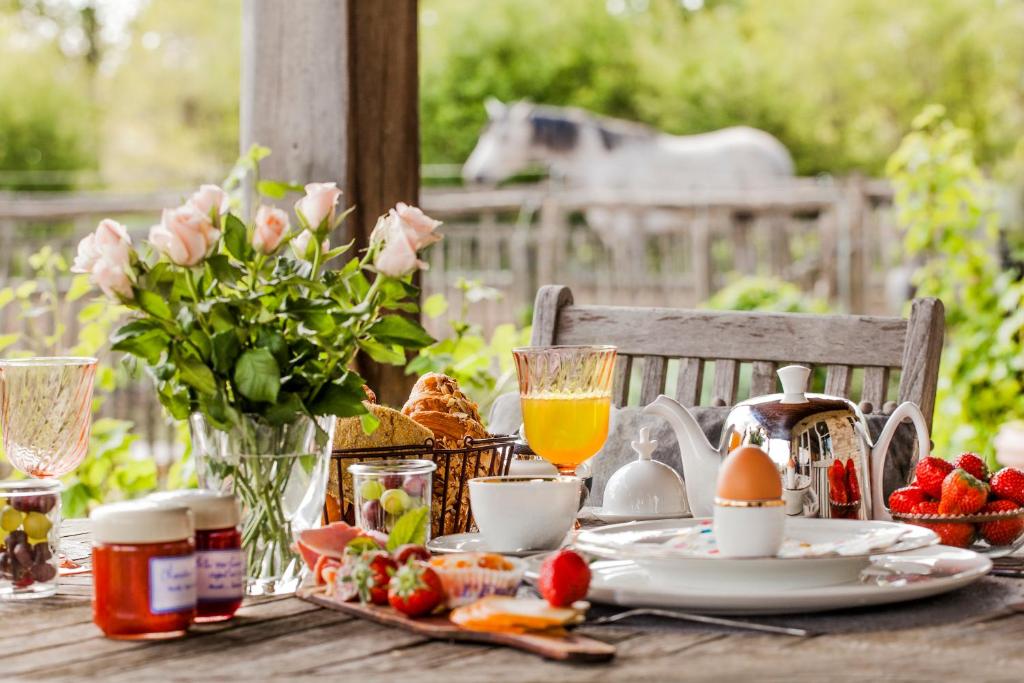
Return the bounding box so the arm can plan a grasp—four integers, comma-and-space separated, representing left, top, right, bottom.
241, 0, 419, 405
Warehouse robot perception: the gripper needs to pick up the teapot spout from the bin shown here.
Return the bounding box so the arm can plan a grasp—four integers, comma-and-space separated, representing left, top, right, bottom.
643, 395, 723, 517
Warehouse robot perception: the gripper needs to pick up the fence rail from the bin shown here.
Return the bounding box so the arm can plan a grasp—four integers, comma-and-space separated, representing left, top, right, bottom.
0, 178, 905, 458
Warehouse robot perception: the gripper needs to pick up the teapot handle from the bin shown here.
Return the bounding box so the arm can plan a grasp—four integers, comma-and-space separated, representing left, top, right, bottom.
870, 402, 931, 521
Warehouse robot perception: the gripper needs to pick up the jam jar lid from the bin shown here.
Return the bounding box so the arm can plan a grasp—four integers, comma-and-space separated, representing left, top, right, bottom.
148, 490, 241, 530
91, 500, 194, 544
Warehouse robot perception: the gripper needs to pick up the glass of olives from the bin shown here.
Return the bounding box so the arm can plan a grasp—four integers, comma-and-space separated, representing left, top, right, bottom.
348, 460, 436, 541
0, 480, 61, 599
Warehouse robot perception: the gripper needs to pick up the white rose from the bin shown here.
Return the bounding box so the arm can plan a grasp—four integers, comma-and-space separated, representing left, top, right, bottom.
72, 219, 132, 274
189, 184, 229, 217
372, 204, 442, 277
290, 229, 329, 262
253, 205, 289, 254
91, 256, 134, 301
295, 182, 342, 230
149, 204, 220, 267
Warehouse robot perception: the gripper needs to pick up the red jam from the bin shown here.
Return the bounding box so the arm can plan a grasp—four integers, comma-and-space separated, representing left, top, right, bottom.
92, 538, 196, 639
195, 526, 243, 621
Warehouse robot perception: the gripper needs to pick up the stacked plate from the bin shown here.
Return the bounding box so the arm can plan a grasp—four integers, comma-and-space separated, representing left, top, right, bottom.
526, 518, 993, 615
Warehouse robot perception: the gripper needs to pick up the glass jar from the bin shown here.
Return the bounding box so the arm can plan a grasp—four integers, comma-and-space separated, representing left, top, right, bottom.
91, 501, 196, 640
348, 460, 436, 541
150, 490, 243, 622
0, 480, 62, 600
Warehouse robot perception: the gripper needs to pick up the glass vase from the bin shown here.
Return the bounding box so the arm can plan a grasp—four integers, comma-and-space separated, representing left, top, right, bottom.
190, 413, 335, 596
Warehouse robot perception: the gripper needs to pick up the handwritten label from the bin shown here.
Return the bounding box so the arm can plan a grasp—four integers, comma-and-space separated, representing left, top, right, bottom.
197, 549, 244, 602
148, 555, 196, 614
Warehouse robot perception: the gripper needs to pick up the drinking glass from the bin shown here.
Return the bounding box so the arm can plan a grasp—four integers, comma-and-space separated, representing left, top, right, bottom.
512, 345, 617, 475
0, 357, 97, 478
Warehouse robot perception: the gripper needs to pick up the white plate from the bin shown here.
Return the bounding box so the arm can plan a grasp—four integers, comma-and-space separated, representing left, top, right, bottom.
427, 532, 567, 558
524, 546, 991, 615
585, 507, 692, 524
575, 518, 938, 590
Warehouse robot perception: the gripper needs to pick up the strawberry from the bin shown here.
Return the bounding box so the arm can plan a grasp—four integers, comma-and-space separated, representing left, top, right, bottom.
913, 500, 940, 515
914, 457, 954, 499
388, 561, 444, 617
938, 469, 989, 514
845, 458, 861, 503
990, 467, 1024, 506
979, 500, 1024, 546
537, 549, 591, 607
393, 544, 431, 565
952, 453, 988, 482
828, 460, 848, 505
914, 520, 976, 548
349, 551, 398, 605
888, 485, 928, 514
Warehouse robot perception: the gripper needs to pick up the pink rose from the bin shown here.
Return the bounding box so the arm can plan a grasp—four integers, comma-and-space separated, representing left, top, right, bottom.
290, 229, 329, 262
149, 204, 220, 267
189, 184, 229, 217
253, 205, 289, 254
72, 219, 135, 301
91, 257, 134, 301
72, 219, 132, 274
372, 204, 442, 278
295, 182, 342, 230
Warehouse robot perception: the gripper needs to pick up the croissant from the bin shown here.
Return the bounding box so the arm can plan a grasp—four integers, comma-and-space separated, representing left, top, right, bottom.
402, 373, 487, 448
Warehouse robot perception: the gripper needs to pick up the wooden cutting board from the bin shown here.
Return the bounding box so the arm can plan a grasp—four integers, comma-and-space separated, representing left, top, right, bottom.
297, 584, 616, 662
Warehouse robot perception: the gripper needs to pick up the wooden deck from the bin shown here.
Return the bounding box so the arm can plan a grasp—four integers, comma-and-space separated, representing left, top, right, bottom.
4, 520, 1024, 681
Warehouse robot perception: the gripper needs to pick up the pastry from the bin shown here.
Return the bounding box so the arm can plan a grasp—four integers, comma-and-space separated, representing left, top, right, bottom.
428, 553, 523, 608
449, 596, 585, 634
402, 373, 485, 447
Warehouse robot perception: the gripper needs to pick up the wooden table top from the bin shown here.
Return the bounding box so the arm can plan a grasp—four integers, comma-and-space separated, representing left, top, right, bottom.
4, 519, 1024, 682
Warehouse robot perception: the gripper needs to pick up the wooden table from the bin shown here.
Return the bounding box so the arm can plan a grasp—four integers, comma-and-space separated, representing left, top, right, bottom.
5, 520, 1024, 681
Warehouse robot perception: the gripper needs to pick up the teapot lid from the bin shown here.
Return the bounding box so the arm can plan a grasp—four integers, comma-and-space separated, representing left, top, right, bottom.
730, 365, 860, 439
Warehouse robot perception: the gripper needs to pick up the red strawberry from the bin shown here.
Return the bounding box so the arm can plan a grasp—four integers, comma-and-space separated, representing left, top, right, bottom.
915, 457, 954, 499
913, 500, 940, 515
393, 544, 431, 565
387, 562, 444, 617
349, 551, 397, 605
990, 467, 1024, 506
828, 460, 848, 505
979, 500, 1024, 546
938, 469, 989, 514
888, 486, 928, 514
537, 549, 591, 607
845, 458, 861, 503
914, 520, 976, 548
952, 453, 988, 482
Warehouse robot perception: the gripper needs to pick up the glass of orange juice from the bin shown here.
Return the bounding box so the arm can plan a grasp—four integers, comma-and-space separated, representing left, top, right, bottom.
512, 345, 617, 475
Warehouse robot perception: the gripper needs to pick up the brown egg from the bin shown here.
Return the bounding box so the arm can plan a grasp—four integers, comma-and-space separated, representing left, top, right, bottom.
716, 445, 782, 501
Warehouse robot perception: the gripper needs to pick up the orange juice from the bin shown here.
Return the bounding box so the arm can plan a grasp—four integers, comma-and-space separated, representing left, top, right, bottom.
521, 394, 611, 469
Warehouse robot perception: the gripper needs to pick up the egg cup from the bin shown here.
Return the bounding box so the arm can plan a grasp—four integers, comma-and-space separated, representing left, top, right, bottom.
713, 497, 786, 558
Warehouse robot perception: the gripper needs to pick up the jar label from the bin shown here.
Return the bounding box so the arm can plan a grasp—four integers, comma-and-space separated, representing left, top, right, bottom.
197, 549, 245, 601
149, 554, 197, 614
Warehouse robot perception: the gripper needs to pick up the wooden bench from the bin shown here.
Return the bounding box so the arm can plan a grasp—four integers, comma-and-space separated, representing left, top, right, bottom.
529, 285, 944, 427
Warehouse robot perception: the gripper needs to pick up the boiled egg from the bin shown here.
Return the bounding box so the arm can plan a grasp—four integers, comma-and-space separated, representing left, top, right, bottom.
716, 445, 782, 501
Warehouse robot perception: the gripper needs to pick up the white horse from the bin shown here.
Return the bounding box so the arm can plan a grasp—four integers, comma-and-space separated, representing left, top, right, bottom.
462, 98, 795, 194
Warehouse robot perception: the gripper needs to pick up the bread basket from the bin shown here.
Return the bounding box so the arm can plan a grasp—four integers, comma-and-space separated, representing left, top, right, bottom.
326, 435, 517, 537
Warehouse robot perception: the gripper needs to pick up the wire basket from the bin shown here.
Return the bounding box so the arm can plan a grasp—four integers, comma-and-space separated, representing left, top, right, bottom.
326, 435, 517, 538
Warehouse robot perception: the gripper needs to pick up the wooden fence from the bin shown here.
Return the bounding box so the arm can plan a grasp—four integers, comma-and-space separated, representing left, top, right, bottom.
0, 178, 904, 456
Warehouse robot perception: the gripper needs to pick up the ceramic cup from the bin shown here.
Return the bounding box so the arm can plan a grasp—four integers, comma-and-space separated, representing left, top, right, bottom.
469, 475, 581, 553
713, 502, 786, 558
782, 486, 819, 517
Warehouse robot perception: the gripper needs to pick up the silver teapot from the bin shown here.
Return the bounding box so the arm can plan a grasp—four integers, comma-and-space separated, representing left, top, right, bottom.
644, 365, 931, 521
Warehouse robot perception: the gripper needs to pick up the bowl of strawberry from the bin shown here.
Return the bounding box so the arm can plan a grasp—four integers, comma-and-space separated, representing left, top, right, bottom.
887, 453, 1024, 556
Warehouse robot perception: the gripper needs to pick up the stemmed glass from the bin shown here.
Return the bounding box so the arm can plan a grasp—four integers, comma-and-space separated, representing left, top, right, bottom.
0, 357, 98, 580
512, 346, 617, 476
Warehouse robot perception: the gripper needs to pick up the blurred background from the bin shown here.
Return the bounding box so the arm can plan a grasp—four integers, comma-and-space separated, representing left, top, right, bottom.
2, 0, 1024, 512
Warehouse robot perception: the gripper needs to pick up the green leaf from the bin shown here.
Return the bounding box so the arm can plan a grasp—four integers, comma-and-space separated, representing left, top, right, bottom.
367, 315, 435, 349
174, 352, 219, 396
263, 392, 303, 425
110, 321, 169, 365
66, 275, 93, 302
223, 213, 250, 261
257, 179, 304, 199
309, 372, 367, 417
234, 348, 281, 403
135, 288, 173, 320
386, 507, 429, 552
359, 339, 406, 365
206, 254, 239, 284
211, 330, 241, 374
423, 293, 448, 319
257, 329, 288, 367
360, 411, 380, 435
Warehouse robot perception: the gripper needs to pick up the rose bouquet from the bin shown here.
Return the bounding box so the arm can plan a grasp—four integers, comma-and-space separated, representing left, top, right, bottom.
74, 167, 442, 592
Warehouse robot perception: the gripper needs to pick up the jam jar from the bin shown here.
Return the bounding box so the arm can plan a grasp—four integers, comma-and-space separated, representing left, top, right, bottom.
150, 490, 243, 621
91, 501, 196, 639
